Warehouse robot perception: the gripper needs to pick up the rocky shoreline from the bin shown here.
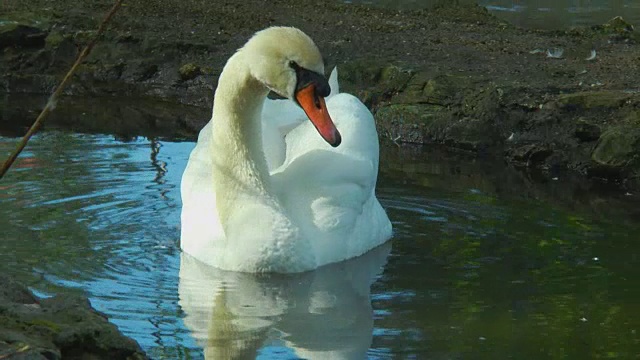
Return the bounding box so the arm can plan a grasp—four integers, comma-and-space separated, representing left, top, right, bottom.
2, 1, 640, 188
0, 275, 147, 360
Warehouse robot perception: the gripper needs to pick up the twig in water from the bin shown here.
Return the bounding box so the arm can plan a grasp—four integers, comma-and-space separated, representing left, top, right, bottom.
0, 0, 124, 180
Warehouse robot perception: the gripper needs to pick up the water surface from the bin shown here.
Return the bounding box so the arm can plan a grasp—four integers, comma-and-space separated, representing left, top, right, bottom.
343, 0, 640, 29
1, 131, 639, 358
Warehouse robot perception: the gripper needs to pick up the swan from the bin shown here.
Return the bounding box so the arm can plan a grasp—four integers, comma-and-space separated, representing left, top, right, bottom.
180, 26, 392, 273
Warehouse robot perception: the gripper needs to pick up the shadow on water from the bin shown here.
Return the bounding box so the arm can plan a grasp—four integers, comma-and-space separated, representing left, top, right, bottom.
1, 96, 640, 358
376, 144, 640, 358
0, 93, 209, 140
379, 144, 640, 225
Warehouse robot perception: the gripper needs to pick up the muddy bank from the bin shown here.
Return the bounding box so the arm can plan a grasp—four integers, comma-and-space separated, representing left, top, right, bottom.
0, 275, 147, 360
1, 1, 640, 187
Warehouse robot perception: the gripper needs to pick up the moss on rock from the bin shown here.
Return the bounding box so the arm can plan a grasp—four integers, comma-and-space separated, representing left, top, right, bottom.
558, 91, 630, 110
592, 126, 640, 171
337, 60, 413, 101
178, 63, 201, 81
44, 30, 65, 49
376, 103, 448, 143
0, 275, 148, 360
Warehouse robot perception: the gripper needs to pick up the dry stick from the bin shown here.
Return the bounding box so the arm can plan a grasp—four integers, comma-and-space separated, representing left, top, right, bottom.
0, 0, 124, 180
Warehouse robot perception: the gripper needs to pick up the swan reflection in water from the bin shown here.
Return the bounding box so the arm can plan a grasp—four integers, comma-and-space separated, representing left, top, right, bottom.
178, 242, 391, 359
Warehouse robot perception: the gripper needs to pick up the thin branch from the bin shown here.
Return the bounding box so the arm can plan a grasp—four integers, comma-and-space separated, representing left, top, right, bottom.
0, 0, 124, 179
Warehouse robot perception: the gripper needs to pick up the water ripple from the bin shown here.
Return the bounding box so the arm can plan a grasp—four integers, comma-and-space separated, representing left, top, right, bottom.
2, 130, 639, 359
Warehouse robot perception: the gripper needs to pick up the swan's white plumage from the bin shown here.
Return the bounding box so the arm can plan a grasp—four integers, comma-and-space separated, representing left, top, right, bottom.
180, 27, 392, 273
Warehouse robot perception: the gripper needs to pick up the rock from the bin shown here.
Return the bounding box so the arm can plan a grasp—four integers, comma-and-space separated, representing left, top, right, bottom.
591, 16, 639, 43
602, 16, 635, 34
337, 61, 413, 106
0, 276, 39, 306
375, 103, 447, 143
45, 31, 77, 70
44, 30, 65, 49
0, 22, 47, 49
574, 118, 601, 142
132, 63, 159, 81
591, 126, 640, 173
0, 275, 148, 360
72, 30, 97, 45
506, 144, 554, 166
444, 117, 496, 151
178, 63, 201, 81
338, 61, 396, 88
557, 91, 630, 110
394, 73, 470, 106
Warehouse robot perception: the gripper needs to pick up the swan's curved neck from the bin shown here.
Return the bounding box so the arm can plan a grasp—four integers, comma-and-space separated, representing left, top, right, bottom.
210, 51, 275, 225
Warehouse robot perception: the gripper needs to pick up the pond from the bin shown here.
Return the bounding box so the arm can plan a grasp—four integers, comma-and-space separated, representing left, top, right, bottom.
343, 0, 640, 29
1, 122, 639, 358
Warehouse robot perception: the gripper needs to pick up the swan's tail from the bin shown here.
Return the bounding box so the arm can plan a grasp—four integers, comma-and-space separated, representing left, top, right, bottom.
328, 67, 340, 98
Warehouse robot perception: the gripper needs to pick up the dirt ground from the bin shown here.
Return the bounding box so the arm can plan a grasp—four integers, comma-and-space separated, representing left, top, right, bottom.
1, 0, 640, 187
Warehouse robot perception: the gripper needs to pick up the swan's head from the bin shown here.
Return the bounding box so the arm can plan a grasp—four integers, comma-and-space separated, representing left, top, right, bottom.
241, 27, 341, 147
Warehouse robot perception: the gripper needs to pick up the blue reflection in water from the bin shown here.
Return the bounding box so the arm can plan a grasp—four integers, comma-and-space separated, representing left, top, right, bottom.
1, 130, 639, 359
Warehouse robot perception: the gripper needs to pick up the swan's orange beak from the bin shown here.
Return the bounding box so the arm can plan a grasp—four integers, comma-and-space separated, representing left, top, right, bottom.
296, 85, 341, 147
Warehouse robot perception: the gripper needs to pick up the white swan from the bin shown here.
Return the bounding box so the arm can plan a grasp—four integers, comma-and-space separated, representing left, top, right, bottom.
180, 27, 392, 273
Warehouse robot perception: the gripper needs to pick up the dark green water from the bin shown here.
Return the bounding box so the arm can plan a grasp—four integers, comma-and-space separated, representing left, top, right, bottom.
1, 128, 639, 359
344, 0, 640, 29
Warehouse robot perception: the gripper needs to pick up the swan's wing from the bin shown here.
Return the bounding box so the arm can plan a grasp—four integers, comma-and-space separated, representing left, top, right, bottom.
271, 93, 381, 236
272, 150, 376, 242
328, 66, 339, 98
273, 149, 376, 194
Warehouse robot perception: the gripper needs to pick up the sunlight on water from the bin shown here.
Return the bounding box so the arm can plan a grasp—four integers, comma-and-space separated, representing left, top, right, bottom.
1, 131, 640, 358
0, 133, 199, 357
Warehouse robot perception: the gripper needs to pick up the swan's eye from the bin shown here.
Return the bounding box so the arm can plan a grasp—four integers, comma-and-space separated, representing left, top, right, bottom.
289, 60, 299, 69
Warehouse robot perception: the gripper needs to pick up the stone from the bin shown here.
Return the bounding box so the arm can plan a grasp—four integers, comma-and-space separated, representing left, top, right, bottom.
557, 91, 629, 110
603, 16, 635, 34
394, 73, 470, 106
574, 118, 601, 142
178, 63, 201, 81
0, 22, 47, 49
591, 126, 640, 170
375, 103, 447, 144
336, 60, 413, 105
507, 144, 554, 165
0, 275, 148, 360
